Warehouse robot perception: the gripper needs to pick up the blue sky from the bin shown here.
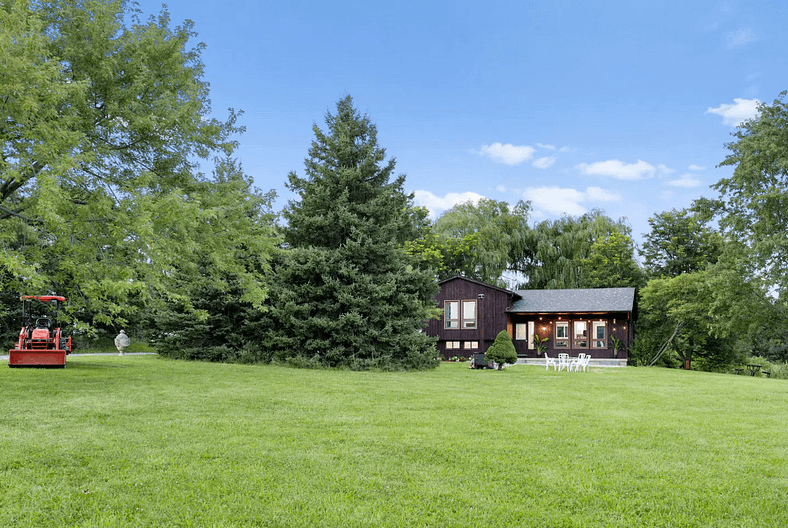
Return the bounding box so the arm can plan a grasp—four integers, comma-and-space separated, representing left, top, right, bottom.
137, 0, 787, 245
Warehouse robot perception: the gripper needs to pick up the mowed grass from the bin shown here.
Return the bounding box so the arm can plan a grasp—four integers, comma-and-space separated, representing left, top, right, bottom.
1, 357, 786, 527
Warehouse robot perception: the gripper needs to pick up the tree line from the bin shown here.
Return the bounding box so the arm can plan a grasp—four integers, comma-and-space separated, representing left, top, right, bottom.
2, 1, 787, 370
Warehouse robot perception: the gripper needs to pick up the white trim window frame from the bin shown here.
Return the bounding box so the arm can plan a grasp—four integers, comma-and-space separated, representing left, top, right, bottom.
573, 320, 588, 349
555, 321, 569, 348
462, 300, 477, 329
592, 321, 607, 349
444, 301, 459, 329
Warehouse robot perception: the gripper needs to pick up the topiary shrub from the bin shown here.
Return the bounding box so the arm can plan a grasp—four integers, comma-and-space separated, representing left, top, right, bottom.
485, 330, 517, 370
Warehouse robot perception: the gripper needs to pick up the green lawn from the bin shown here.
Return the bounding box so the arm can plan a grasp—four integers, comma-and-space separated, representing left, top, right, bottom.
1, 357, 786, 527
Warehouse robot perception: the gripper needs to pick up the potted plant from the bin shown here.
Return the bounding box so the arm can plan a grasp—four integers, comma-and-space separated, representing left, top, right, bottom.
533, 334, 549, 355
609, 336, 624, 358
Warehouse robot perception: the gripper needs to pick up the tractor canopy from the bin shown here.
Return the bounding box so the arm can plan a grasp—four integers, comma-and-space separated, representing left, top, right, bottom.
22, 295, 66, 303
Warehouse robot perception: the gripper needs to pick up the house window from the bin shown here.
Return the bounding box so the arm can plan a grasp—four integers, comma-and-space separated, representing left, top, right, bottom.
446, 300, 477, 329
515, 323, 526, 341
445, 341, 461, 350
573, 321, 588, 349
462, 300, 477, 329
445, 301, 459, 329
528, 321, 535, 350
592, 321, 606, 348
463, 341, 478, 349
555, 321, 569, 348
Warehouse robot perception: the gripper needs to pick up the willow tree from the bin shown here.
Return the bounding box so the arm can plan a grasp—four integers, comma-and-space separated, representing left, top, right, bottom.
1, 1, 277, 329
514, 210, 637, 289
263, 96, 439, 370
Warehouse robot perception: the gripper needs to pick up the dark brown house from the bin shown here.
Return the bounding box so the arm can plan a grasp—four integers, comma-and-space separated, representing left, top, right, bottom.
427, 276, 635, 366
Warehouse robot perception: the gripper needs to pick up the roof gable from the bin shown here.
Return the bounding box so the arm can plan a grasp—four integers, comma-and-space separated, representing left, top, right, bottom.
510, 287, 635, 313
438, 275, 518, 297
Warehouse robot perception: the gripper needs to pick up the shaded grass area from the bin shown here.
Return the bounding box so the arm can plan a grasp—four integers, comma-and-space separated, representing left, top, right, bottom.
1, 358, 787, 527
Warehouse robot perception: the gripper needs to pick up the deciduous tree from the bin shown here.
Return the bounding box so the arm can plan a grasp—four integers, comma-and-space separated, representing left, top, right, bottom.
707, 91, 788, 298
514, 210, 637, 289
1, 1, 276, 329
432, 198, 531, 286
640, 208, 722, 278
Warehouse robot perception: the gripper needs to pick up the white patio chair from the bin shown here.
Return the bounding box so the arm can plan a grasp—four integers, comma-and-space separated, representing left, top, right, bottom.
569, 353, 585, 372
578, 354, 591, 372
556, 353, 570, 372
545, 353, 557, 371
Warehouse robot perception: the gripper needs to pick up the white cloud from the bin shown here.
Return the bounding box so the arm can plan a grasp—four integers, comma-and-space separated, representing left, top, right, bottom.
666, 176, 702, 188
523, 186, 621, 218
478, 143, 535, 165
533, 156, 557, 169
728, 28, 755, 48
688, 164, 706, 171
706, 98, 760, 126
496, 185, 507, 193
537, 143, 556, 150
558, 146, 574, 153
585, 186, 622, 202
412, 190, 485, 219
575, 159, 664, 181
656, 164, 675, 175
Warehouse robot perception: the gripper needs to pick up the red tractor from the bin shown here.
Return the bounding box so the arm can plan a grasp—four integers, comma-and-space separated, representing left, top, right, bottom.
8, 296, 72, 368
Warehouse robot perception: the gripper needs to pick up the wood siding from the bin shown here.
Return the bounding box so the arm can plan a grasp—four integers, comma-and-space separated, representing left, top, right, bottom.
426, 277, 513, 359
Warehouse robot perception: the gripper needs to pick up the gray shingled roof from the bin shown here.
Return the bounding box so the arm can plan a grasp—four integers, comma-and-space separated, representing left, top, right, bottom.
509, 287, 635, 313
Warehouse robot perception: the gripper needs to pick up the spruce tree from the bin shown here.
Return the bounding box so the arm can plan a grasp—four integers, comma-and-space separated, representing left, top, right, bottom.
266, 96, 439, 370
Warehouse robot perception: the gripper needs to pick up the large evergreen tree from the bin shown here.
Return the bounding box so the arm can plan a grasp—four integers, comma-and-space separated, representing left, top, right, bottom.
264, 97, 439, 370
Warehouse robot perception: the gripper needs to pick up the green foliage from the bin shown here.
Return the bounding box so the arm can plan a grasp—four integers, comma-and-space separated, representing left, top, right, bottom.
709, 91, 788, 299
533, 333, 549, 354
485, 330, 517, 367
432, 198, 531, 285
640, 208, 722, 278
0, 0, 277, 330
579, 231, 645, 288
515, 210, 638, 289
265, 97, 440, 370
635, 271, 739, 370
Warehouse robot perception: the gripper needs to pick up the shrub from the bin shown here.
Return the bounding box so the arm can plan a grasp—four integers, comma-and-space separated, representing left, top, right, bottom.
485, 330, 517, 369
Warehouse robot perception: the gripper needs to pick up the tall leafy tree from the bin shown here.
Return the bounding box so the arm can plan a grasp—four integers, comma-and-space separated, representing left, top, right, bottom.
640, 208, 722, 278
432, 198, 531, 285
265, 96, 439, 370
513, 210, 638, 289
579, 231, 645, 288
704, 91, 788, 298
634, 271, 734, 370
1, 1, 276, 328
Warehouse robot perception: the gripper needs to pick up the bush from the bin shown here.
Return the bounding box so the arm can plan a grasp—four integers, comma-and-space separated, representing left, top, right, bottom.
485, 331, 517, 369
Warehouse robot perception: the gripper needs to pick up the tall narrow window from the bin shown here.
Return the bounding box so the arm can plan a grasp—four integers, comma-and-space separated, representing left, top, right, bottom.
592, 321, 606, 348
573, 321, 588, 348
555, 321, 569, 348
528, 321, 535, 350
462, 300, 477, 329
515, 323, 526, 341
445, 301, 459, 329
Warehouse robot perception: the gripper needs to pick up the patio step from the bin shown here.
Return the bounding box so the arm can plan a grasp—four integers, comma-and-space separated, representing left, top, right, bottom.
515, 357, 627, 368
